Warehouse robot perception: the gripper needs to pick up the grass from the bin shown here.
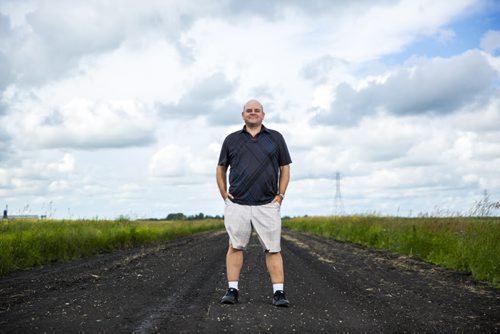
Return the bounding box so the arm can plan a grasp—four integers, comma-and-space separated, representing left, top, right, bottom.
0, 218, 224, 276
3, 216, 499, 288
283, 216, 500, 288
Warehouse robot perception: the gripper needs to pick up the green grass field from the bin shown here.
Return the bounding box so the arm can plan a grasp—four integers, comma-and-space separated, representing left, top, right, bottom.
283, 216, 500, 287
0, 218, 224, 276
2, 216, 499, 288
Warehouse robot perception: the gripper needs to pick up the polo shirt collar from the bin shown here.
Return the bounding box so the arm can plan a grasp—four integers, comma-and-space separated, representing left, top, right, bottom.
241, 124, 270, 135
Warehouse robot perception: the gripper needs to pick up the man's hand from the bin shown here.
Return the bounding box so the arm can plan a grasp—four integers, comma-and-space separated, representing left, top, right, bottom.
225, 192, 234, 201
272, 195, 283, 205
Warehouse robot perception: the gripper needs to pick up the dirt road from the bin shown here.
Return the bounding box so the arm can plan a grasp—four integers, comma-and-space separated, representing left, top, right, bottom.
0, 229, 499, 333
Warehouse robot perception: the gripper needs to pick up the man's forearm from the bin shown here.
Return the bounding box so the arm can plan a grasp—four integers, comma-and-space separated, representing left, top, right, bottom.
216, 165, 228, 199
278, 165, 290, 195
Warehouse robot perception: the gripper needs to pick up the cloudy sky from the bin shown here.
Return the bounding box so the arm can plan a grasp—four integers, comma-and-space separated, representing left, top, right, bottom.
1, 0, 499, 219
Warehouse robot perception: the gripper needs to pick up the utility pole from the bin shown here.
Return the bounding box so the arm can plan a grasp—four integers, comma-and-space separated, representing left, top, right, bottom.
334, 171, 344, 216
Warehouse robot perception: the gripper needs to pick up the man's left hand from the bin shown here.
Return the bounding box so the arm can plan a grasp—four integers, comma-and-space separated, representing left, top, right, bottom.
273, 195, 283, 205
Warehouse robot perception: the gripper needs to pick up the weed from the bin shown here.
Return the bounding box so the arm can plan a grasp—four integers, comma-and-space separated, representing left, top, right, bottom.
283, 216, 500, 287
0, 219, 223, 275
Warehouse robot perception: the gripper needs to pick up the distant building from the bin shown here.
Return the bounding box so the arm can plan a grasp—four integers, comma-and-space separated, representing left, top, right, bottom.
2, 206, 40, 220
8, 215, 40, 219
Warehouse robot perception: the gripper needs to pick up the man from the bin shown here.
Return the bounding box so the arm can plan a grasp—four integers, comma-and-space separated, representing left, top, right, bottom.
216, 99, 292, 307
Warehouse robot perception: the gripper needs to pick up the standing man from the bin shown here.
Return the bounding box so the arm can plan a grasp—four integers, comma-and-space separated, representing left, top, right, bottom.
216, 99, 292, 307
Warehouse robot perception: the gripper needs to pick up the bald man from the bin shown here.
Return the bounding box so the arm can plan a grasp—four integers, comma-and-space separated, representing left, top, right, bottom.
216, 99, 292, 307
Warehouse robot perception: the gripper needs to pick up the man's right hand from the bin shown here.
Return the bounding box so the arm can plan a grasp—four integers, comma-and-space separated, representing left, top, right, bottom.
224, 192, 234, 201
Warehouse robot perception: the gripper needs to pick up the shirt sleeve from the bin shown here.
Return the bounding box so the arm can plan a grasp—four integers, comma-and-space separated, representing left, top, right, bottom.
277, 133, 292, 166
218, 137, 230, 166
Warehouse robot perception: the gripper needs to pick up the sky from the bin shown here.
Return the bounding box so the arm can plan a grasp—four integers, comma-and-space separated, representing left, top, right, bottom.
1, 0, 500, 219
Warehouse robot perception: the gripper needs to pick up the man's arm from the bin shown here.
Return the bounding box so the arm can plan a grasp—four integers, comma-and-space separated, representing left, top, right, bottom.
274, 164, 290, 204
216, 165, 233, 200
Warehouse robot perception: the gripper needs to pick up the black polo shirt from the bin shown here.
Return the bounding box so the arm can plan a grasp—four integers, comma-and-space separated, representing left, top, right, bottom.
218, 125, 292, 205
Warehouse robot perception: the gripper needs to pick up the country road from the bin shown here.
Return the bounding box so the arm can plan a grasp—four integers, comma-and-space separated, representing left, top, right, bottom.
0, 229, 499, 333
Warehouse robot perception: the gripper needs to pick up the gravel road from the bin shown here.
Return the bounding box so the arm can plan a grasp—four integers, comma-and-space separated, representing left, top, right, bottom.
0, 229, 499, 333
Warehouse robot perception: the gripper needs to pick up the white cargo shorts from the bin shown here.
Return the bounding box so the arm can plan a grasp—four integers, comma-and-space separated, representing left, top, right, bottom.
224, 198, 282, 253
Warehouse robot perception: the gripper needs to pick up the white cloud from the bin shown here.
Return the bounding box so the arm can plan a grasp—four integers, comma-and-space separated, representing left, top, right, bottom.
158, 72, 242, 125
149, 145, 191, 178
47, 153, 75, 173
48, 180, 69, 192
306, 0, 475, 62
480, 30, 500, 53
1, 0, 499, 218
316, 50, 497, 125
149, 144, 214, 179
0, 152, 76, 199
3, 94, 156, 149
0, 0, 213, 85
448, 97, 500, 132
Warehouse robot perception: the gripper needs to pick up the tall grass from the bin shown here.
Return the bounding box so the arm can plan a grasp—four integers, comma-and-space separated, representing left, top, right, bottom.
283, 216, 500, 287
0, 219, 223, 275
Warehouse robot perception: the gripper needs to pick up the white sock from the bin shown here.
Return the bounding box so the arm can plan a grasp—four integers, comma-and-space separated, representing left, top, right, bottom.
273, 283, 284, 293
228, 281, 238, 290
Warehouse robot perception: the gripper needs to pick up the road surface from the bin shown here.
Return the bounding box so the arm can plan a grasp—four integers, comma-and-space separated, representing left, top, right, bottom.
0, 229, 499, 333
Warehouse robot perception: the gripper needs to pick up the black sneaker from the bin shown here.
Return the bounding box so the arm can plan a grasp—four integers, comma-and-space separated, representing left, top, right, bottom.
272, 290, 290, 307
221, 288, 238, 304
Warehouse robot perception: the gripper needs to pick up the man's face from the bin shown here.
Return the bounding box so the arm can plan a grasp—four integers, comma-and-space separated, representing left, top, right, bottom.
242, 101, 265, 127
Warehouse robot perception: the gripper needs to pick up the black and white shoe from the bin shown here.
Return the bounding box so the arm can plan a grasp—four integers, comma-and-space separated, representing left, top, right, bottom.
221, 288, 239, 304
272, 290, 290, 307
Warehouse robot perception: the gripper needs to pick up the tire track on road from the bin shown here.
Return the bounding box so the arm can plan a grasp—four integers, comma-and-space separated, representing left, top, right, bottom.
1, 229, 498, 333
133, 231, 228, 333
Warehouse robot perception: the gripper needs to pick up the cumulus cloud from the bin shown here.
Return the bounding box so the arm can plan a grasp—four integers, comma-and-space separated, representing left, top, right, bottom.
223, 0, 367, 18
158, 73, 242, 125
0, 118, 12, 161
0, 153, 76, 198
0, 14, 13, 88
1, 3, 122, 85
149, 145, 191, 178
291, 106, 500, 204
301, 55, 349, 84
315, 50, 497, 125
5, 96, 156, 149
480, 30, 500, 53
1, 1, 205, 86
47, 154, 75, 173
1, 0, 499, 217
449, 98, 500, 132
0, 142, 10, 162
149, 144, 214, 179
1, 0, 477, 89
289, 114, 425, 181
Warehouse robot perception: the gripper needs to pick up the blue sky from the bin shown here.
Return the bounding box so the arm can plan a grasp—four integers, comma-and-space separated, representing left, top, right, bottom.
384, 3, 500, 65
0, 0, 499, 219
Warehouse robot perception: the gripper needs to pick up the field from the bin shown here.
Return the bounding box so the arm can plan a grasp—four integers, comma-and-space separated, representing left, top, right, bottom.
1, 216, 499, 288
283, 216, 500, 287
1, 229, 498, 332
0, 218, 224, 275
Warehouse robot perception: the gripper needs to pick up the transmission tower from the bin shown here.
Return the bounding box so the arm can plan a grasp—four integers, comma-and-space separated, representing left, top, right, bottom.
334, 171, 345, 216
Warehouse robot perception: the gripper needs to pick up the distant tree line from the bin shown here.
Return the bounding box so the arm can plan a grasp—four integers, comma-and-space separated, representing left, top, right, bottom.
164, 212, 223, 221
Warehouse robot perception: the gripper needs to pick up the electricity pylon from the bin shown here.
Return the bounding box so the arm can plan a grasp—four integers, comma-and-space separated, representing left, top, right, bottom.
334, 171, 345, 216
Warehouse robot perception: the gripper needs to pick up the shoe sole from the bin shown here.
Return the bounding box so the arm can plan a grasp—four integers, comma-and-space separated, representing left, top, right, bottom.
273, 301, 290, 307
221, 298, 237, 304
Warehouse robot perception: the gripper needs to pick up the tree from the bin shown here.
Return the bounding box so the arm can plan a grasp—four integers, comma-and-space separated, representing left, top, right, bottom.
166, 213, 187, 220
